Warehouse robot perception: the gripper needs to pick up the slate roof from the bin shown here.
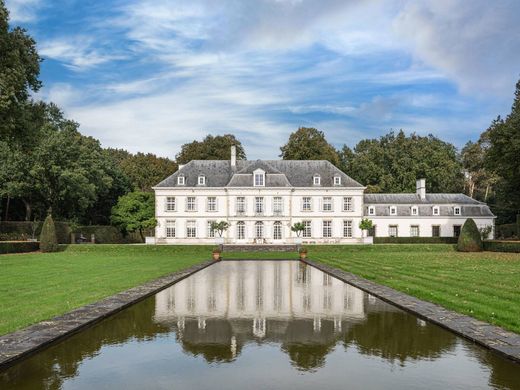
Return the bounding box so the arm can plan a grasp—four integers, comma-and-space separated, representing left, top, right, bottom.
363, 193, 483, 205
154, 159, 364, 188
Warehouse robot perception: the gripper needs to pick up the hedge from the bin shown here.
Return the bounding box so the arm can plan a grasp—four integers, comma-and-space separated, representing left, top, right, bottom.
495, 223, 518, 240
0, 241, 39, 254
374, 237, 457, 244
0, 221, 71, 244
483, 240, 520, 253
72, 225, 145, 244
457, 218, 483, 252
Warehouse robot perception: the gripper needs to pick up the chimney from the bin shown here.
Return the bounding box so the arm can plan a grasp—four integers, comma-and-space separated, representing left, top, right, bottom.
416, 178, 426, 200
230, 145, 236, 167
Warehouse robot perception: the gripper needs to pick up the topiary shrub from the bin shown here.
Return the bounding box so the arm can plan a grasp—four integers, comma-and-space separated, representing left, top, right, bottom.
40, 215, 59, 252
457, 218, 483, 252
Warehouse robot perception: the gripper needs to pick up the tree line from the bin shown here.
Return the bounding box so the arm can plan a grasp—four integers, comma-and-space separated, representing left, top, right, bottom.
1, 1, 518, 226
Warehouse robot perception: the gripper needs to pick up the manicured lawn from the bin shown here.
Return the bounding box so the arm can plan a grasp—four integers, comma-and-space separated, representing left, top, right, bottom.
0, 244, 297, 335
309, 244, 520, 334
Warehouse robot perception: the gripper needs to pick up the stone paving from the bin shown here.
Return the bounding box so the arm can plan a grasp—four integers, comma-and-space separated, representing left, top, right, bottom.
0, 260, 213, 370
304, 258, 520, 364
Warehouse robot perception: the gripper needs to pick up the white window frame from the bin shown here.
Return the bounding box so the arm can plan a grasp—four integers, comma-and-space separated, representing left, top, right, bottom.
255, 197, 264, 214
273, 221, 282, 240
198, 175, 205, 186
454, 206, 461, 216
207, 197, 217, 212
165, 220, 176, 238
368, 206, 375, 216
186, 220, 197, 238
165, 197, 176, 212
343, 220, 352, 238
303, 220, 312, 238
207, 220, 216, 238
411, 206, 418, 216
236, 197, 246, 214
322, 197, 333, 212
186, 197, 197, 211
302, 197, 312, 212
343, 197, 353, 212
177, 175, 185, 185
322, 220, 332, 238
410, 225, 420, 237
255, 221, 264, 238
389, 206, 397, 216
432, 206, 440, 216
389, 225, 398, 237
313, 175, 321, 186
254, 169, 265, 187
334, 176, 341, 186
273, 197, 283, 214
236, 221, 245, 239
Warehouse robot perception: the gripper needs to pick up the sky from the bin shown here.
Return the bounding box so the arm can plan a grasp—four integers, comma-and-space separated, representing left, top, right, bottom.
6, 0, 520, 159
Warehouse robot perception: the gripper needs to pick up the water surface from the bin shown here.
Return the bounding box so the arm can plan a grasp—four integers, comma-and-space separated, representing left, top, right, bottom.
1, 260, 519, 389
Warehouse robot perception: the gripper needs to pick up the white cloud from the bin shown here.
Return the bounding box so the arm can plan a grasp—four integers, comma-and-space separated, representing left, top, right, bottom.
5, 0, 41, 22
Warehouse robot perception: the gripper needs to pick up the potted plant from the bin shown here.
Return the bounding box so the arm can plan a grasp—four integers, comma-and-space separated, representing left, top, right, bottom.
298, 246, 308, 260
359, 218, 374, 244
212, 247, 222, 261
291, 222, 305, 244
211, 221, 230, 244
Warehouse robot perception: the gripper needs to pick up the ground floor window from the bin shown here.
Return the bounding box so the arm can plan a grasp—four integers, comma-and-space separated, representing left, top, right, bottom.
323, 220, 332, 238
166, 220, 176, 238
273, 221, 282, 240
368, 225, 376, 237
255, 221, 264, 238
453, 225, 461, 238
207, 220, 216, 238
432, 225, 440, 237
343, 220, 352, 238
410, 225, 419, 237
389, 225, 398, 237
186, 220, 197, 238
303, 220, 312, 238
237, 221, 245, 239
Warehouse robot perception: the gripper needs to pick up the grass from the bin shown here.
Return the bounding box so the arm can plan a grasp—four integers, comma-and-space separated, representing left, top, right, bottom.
0, 244, 519, 336
308, 244, 520, 334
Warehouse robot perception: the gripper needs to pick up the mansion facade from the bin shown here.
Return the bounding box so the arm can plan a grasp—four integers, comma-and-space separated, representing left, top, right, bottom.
153, 146, 495, 244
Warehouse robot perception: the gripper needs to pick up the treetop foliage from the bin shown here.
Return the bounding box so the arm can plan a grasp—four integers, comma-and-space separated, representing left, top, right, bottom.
280, 127, 341, 166
110, 191, 156, 240
175, 134, 246, 164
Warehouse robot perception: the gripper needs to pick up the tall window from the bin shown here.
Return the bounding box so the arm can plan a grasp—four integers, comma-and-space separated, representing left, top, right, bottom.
207, 220, 216, 238
255, 197, 264, 214
186, 221, 196, 238
334, 176, 341, 186
432, 206, 440, 216
411, 206, 418, 216
453, 225, 461, 237
302, 197, 312, 211
303, 221, 312, 238
410, 225, 419, 237
207, 197, 217, 211
255, 221, 264, 238
343, 197, 352, 212
236, 221, 245, 239
165, 197, 176, 212
273, 221, 282, 240
236, 197, 246, 213
273, 197, 283, 214
389, 225, 398, 237
343, 220, 352, 238
368, 206, 375, 216
323, 220, 332, 238
166, 220, 176, 238
177, 175, 185, 185
186, 197, 196, 211
313, 175, 321, 185
322, 197, 333, 212
254, 172, 265, 186
389, 206, 397, 215
454, 206, 461, 216
432, 225, 440, 237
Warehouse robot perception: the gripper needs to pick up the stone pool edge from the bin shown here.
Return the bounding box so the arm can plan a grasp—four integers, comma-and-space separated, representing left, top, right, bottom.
0, 260, 214, 370
303, 258, 520, 364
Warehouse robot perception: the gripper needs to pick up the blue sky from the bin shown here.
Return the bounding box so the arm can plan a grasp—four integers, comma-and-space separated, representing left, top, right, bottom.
6, 0, 520, 159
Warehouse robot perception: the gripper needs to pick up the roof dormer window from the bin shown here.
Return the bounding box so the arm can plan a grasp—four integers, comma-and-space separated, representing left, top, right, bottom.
432, 206, 440, 216
313, 175, 321, 186
411, 206, 418, 216
254, 169, 265, 187
198, 175, 206, 186
334, 176, 341, 186
454, 206, 461, 216
177, 175, 185, 186
368, 206, 375, 216
389, 206, 397, 216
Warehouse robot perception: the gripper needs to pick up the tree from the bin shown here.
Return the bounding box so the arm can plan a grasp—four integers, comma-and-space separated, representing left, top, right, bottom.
457, 218, 482, 252
359, 218, 373, 231
39, 214, 58, 252
341, 130, 464, 193
118, 152, 177, 191
280, 127, 341, 166
176, 134, 246, 164
111, 192, 156, 241
291, 222, 305, 237
210, 221, 230, 237
461, 140, 498, 201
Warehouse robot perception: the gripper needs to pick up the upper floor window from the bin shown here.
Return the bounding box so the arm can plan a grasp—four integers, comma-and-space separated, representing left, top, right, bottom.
389, 206, 397, 216
273, 197, 283, 214
411, 206, 418, 216
368, 206, 375, 216
322, 197, 333, 212
254, 169, 265, 187
207, 197, 217, 212
198, 175, 206, 186
186, 197, 197, 211
313, 175, 321, 186
302, 197, 312, 211
236, 197, 246, 213
165, 196, 176, 212
343, 197, 353, 212
334, 176, 341, 186
432, 206, 440, 216
255, 197, 264, 214
454, 206, 461, 216
177, 175, 185, 185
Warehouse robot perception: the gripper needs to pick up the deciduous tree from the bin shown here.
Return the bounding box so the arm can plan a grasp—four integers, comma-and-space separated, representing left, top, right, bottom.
280, 127, 341, 166
111, 192, 156, 241
176, 134, 246, 164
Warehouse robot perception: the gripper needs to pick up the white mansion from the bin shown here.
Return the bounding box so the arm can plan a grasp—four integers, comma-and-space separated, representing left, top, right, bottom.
153, 146, 495, 244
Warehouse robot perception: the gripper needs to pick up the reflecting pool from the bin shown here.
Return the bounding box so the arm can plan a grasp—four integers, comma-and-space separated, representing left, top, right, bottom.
1, 261, 519, 389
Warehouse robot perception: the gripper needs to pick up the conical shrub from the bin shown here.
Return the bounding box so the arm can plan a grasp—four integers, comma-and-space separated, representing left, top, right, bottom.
40, 214, 59, 252
457, 218, 483, 252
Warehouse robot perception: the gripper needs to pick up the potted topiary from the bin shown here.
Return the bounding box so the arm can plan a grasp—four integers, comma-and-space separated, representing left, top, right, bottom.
291, 222, 305, 245
298, 246, 308, 260
211, 221, 229, 245
358, 218, 374, 244
212, 247, 222, 261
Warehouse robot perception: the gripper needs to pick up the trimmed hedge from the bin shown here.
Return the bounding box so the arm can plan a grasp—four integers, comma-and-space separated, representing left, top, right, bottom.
72, 225, 145, 244
374, 237, 457, 244
495, 223, 518, 240
484, 240, 520, 253
0, 221, 71, 244
40, 215, 59, 252
457, 218, 483, 252
0, 241, 39, 254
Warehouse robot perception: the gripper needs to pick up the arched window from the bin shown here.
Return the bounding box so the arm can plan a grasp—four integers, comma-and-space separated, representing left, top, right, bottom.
273, 221, 282, 240
255, 221, 264, 238
236, 221, 245, 240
